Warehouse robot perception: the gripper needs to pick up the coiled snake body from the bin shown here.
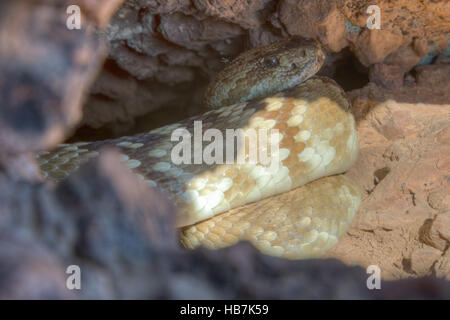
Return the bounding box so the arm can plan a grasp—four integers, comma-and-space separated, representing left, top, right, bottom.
37, 38, 361, 260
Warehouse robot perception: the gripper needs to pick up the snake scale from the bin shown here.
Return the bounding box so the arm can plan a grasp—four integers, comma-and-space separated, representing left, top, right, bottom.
37, 37, 361, 260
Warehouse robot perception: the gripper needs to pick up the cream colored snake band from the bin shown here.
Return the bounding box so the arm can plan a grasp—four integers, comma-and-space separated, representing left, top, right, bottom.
37, 37, 361, 260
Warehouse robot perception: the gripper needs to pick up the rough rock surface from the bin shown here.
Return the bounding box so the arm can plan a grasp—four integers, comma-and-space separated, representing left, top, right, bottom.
0, 0, 123, 177
0, 0, 449, 299
326, 58, 450, 280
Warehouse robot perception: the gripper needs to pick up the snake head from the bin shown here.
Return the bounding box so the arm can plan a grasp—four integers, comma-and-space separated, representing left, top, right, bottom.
275, 37, 325, 71
204, 37, 326, 109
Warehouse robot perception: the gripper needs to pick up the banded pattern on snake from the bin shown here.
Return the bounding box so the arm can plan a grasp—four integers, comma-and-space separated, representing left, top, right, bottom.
36, 37, 361, 260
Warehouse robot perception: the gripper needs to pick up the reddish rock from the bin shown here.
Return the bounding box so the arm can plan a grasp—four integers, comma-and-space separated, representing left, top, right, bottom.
420, 213, 450, 252
369, 63, 404, 89
410, 247, 444, 276
278, 0, 348, 52
193, 0, 272, 29
352, 29, 405, 66
384, 46, 424, 72
342, 0, 448, 65
415, 63, 450, 88
326, 62, 450, 280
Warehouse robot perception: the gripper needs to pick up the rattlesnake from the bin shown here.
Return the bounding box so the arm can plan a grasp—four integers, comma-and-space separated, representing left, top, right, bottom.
37, 37, 361, 260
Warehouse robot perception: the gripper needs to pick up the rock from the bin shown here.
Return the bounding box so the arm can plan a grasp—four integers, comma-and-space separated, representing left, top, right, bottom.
342, 0, 449, 65
143, 0, 195, 15
352, 29, 404, 66
410, 247, 444, 276
435, 252, 450, 281
81, 64, 199, 134
278, 0, 348, 52
193, 0, 272, 29
415, 63, 450, 88
0, 0, 122, 156
159, 13, 244, 51
369, 63, 404, 89
0, 234, 74, 300
427, 191, 448, 211
326, 61, 450, 280
248, 25, 284, 48
384, 46, 423, 72
0, 150, 179, 299
110, 45, 160, 80
420, 214, 450, 252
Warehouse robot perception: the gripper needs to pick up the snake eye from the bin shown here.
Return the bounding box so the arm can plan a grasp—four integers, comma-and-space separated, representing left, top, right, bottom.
263, 56, 279, 68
